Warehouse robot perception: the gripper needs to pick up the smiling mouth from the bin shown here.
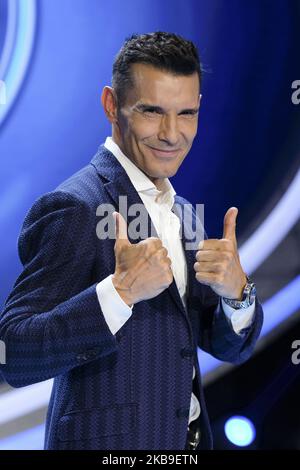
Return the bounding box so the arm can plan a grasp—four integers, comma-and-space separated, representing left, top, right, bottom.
147, 145, 180, 157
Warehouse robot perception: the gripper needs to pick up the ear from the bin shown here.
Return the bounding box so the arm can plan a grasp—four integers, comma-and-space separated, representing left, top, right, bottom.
101, 86, 118, 123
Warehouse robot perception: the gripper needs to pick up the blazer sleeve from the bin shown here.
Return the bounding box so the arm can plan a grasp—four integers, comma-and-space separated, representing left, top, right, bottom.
198, 285, 264, 364
0, 190, 118, 388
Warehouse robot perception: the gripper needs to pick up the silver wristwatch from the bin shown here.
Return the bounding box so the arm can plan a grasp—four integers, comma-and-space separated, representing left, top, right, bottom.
222, 276, 256, 309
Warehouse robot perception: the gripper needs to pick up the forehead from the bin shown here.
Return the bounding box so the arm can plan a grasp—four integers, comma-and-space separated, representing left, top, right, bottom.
126, 63, 200, 108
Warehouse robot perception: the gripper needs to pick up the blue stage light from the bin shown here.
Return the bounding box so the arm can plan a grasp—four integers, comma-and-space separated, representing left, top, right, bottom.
240, 166, 300, 275
224, 416, 256, 447
0, 0, 37, 127
0, 423, 44, 450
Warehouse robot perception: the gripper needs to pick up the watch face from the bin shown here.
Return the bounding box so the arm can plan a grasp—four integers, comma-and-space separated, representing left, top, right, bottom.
242, 282, 255, 301
249, 284, 257, 304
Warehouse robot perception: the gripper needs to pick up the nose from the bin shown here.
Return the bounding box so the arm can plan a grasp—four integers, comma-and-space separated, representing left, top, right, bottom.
157, 113, 180, 146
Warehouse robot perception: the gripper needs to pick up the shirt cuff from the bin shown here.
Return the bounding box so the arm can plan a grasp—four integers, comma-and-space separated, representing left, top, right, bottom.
221, 297, 256, 335
96, 274, 133, 335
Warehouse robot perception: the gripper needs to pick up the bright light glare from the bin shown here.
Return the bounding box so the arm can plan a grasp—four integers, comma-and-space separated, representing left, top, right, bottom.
225, 416, 256, 447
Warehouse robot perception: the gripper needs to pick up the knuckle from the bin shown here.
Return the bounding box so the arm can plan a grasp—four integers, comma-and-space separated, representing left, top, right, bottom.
222, 251, 231, 262
221, 239, 232, 251
115, 244, 125, 256
162, 259, 171, 271
149, 237, 162, 247
144, 240, 158, 256
161, 247, 168, 257
226, 254, 234, 267
165, 256, 172, 266
137, 242, 147, 255
216, 262, 225, 273
157, 247, 167, 259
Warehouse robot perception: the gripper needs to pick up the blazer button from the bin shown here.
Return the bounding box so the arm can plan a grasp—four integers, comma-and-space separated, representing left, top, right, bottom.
176, 407, 190, 419
76, 353, 87, 363
85, 349, 98, 359
76, 350, 97, 363
180, 348, 194, 358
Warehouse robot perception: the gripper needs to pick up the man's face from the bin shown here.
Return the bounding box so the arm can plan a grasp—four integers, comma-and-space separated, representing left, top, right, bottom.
112, 63, 200, 187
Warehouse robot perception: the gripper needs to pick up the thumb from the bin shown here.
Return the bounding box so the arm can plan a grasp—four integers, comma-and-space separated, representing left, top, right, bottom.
113, 211, 130, 244
222, 207, 238, 243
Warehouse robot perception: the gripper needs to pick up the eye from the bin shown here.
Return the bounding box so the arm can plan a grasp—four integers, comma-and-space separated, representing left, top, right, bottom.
144, 108, 160, 115
179, 111, 198, 118
142, 108, 162, 119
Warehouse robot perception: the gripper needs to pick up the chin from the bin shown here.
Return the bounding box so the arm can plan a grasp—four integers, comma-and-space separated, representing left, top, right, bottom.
149, 168, 179, 179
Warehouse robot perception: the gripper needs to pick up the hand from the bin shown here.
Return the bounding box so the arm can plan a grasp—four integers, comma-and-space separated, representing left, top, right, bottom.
111, 211, 173, 305
193, 207, 247, 299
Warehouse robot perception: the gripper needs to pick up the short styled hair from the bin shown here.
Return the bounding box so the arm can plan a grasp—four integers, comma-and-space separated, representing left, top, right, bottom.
112, 31, 202, 107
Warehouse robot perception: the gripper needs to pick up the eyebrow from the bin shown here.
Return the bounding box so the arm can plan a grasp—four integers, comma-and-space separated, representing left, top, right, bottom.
134, 103, 199, 114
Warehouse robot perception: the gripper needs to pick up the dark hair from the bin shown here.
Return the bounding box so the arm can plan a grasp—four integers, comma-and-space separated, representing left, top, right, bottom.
112, 31, 202, 107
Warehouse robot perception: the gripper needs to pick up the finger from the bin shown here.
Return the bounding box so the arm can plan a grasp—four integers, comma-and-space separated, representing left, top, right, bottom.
139, 237, 162, 256
196, 250, 225, 262
196, 250, 232, 264
194, 261, 223, 273
198, 239, 230, 251
195, 271, 219, 285
157, 247, 169, 258
153, 247, 168, 261
148, 237, 163, 249
223, 207, 238, 243
163, 256, 172, 268
113, 211, 130, 244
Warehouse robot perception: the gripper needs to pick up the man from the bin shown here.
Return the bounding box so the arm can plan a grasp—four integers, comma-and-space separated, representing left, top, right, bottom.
0, 32, 263, 450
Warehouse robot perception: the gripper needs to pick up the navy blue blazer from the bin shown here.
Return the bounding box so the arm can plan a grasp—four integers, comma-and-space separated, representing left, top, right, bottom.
0, 145, 263, 450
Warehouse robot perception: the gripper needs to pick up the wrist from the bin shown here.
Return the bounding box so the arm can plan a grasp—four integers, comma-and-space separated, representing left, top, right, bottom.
223, 274, 256, 309
235, 273, 248, 301
112, 273, 134, 307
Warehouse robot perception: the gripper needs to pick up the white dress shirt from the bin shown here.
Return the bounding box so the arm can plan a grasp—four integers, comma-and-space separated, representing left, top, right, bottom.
96, 136, 255, 425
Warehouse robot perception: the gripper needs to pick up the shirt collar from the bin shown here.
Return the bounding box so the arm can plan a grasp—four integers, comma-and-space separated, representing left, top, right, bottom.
104, 136, 176, 207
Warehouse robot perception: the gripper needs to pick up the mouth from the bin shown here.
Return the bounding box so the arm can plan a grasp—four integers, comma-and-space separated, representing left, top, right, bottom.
146, 145, 180, 159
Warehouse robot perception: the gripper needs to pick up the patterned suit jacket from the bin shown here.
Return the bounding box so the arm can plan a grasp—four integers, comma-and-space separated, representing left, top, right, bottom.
0, 145, 263, 450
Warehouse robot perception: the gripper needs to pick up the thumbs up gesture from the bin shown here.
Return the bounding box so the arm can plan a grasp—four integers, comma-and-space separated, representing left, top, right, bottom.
111, 211, 173, 305
194, 207, 247, 299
